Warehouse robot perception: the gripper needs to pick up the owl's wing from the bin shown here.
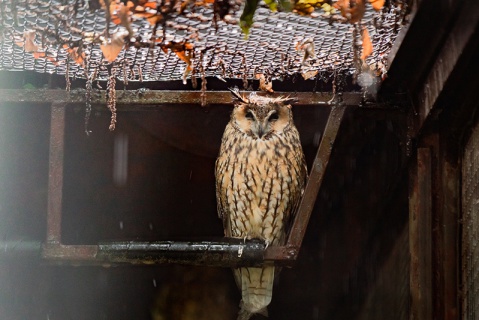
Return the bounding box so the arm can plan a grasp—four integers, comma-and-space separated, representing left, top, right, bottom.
214, 156, 232, 237
284, 152, 309, 240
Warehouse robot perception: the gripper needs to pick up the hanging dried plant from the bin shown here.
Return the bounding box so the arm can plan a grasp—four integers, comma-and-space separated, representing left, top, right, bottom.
199, 52, 207, 107
107, 71, 117, 131
65, 60, 71, 92
84, 67, 98, 136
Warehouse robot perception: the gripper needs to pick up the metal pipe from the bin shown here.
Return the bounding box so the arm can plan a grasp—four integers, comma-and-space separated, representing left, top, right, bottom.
97, 239, 267, 267
0, 240, 42, 260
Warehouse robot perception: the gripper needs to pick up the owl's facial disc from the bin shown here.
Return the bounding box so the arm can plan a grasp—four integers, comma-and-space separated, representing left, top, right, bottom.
250, 110, 279, 139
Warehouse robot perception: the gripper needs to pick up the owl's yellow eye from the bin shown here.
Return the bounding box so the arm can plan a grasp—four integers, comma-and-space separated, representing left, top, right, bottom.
268, 112, 279, 121
245, 111, 254, 120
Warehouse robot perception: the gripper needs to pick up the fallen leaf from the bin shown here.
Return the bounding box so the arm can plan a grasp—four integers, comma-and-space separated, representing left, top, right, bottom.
63, 45, 86, 65
100, 30, 129, 62
334, 0, 365, 23
369, 0, 384, 11
23, 30, 39, 52
256, 73, 273, 93
302, 69, 318, 80
295, 37, 316, 65
361, 27, 372, 60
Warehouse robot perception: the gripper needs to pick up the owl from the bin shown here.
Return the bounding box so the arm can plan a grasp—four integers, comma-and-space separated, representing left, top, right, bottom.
215, 89, 307, 320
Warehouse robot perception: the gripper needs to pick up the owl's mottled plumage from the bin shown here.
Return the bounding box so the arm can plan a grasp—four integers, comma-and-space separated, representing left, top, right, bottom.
215, 91, 307, 320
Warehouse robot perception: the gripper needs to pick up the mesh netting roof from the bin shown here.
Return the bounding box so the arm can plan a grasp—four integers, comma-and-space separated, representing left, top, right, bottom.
0, 0, 408, 83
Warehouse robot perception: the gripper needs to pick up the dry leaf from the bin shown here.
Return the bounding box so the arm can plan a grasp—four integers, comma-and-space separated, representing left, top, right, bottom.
32, 51, 46, 59
100, 30, 128, 62
368, 0, 384, 11
23, 30, 39, 52
294, 0, 326, 16
302, 69, 318, 80
63, 45, 86, 65
334, 0, 365, 23
295, 37, 316, 65
361, 28, 372, 60
256, 73, 273, 93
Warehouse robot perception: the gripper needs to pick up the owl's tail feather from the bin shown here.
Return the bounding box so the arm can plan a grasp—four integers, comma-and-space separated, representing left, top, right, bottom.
235, 265, 274, 320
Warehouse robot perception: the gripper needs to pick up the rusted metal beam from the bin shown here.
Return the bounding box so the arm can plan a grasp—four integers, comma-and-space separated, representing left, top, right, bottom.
286, 101, 347, 257
7, 239, 297, 267
42, 244, 98, 263
97, 240, 266, 267
0, 89, 369, 108
39, 240, 271, 267
38, 90, 346, 267
46, 102, 66, 244
410, 147, 433, 320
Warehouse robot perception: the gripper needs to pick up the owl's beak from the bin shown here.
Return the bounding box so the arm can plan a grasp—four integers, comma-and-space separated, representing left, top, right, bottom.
252, 122, 267, 139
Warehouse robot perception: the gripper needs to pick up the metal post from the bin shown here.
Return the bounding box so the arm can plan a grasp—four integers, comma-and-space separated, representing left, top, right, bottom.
46, 102, 66, 244
410, 147, 433, 320
283, 102, 347, 258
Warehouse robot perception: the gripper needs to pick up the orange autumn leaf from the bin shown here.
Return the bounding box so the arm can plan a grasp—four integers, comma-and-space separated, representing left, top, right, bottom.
21, 30, 40, 52
256, 73, 273, 93
334, 0, 365, 23
174, 50, 192, 70
361, 28, 372, 60
32, 51, 46, 59
369, 0, 384, 11
100, 30, 128, 62
63, 45, 85, 65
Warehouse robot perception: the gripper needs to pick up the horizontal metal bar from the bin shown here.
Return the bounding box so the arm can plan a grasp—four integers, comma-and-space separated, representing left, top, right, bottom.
0, 240, 42, 260
42, 244, 98, 263
37, 239, 296, 267
97, 240, 267, 267
0, 89, 368, 107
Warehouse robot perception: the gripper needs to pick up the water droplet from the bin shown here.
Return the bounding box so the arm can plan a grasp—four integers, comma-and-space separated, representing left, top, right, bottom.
119, 221, 124, 230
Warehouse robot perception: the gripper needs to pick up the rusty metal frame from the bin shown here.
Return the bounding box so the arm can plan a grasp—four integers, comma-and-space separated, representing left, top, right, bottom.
1, 89, 351, 266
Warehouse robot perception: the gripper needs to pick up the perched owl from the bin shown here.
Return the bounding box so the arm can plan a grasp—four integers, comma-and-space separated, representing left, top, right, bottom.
215, 89, 307, 320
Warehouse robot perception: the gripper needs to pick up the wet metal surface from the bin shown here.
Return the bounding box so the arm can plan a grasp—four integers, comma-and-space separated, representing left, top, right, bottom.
0, 89, 369, 108
98, 240, 266, 267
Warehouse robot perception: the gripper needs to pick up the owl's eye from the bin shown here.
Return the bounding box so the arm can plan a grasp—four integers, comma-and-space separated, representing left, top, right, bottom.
245, 111, 254, 120
268, 112, 279, 122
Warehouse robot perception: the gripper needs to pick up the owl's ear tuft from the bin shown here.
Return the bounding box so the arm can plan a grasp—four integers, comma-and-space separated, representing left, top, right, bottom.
229, 87, 247, 104
281, 97, 298, 108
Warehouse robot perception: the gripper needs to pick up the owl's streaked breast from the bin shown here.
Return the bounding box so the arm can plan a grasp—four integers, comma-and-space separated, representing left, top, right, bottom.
216, 122, 305, 245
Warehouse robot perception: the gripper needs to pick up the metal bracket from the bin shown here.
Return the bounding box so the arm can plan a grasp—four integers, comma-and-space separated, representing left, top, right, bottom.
2, 91, 347, 267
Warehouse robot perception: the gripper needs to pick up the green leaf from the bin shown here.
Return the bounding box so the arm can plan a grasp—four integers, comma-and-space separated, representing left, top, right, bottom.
279, 0, 293, 11
240, 0, 260, 37
264, 0, 278, 11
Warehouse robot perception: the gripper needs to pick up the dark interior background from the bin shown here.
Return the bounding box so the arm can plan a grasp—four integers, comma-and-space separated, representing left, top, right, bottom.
0, 70, 409, 320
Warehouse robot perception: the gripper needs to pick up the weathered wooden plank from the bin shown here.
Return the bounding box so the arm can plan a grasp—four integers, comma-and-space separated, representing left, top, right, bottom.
410, 147, 433, 320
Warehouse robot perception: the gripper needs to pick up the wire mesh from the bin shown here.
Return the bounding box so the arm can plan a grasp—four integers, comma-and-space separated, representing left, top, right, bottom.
0, 0, 408, 83
462, 122, 479, 319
